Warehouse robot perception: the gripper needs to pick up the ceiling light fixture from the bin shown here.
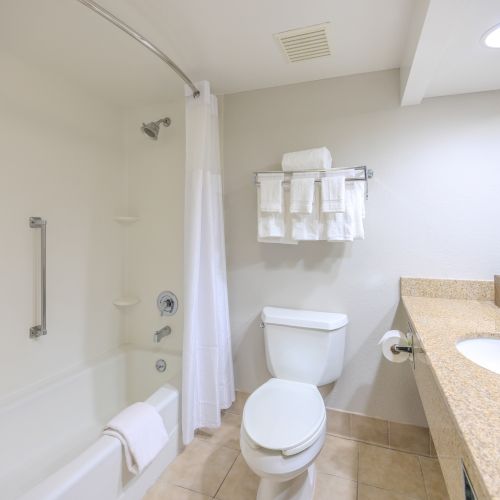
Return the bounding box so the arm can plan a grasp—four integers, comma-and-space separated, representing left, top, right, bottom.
482, 24, 500, 48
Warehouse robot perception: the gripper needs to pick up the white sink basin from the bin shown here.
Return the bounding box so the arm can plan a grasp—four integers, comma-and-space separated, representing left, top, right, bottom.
456, 337, 500, 375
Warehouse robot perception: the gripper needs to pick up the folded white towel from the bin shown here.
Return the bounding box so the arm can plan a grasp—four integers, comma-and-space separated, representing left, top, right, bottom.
350, 181, 365, 239
321, 173, 345, 213
257, 186, 285, 239
103, 402, 168, 475
258, 173, 283, 212
292, 183, 321, 241
282, 147, 332, 172
290, 173, 316, 213
258, 186, 297, 244
322, 181, 365, 241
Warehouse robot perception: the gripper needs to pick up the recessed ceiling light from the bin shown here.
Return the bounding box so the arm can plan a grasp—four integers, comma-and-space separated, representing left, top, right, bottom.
482, 24, 500, 48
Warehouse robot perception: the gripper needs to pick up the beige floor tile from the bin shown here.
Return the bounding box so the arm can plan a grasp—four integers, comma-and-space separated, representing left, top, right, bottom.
215, 454, 259, 500
419, 456, 450, 500
351, 414, 389, 446
358, 483, 421, 500
197, 412, 242, 451
314, 472, 357, 500
165, 438, 239, 497
358, 443, 426, 500
389, 422, 430, 456
144, 481, 212, 500
326, 409, 351, 438
316, 435, 358, 480
225, 391, 249, 415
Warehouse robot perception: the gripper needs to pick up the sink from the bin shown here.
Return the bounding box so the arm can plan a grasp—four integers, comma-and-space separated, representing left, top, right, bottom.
456, 337, 500, 375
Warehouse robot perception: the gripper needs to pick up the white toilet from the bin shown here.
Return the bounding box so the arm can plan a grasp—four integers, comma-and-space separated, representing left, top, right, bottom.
240, 306, 348, 500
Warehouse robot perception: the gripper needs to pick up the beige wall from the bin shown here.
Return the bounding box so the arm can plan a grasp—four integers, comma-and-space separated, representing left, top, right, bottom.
222, 69, 500, 426
0, 50, 125, 397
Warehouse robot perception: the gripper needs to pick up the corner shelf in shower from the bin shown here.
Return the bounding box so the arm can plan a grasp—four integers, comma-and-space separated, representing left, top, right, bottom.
113, 216, 140, 224
113, 297, 141, 308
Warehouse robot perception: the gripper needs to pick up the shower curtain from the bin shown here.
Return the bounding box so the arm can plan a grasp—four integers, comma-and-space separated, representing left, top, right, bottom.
182, 81, 235, 445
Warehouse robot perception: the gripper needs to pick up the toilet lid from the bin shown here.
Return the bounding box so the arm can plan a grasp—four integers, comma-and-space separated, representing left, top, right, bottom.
242, 378, 325, 453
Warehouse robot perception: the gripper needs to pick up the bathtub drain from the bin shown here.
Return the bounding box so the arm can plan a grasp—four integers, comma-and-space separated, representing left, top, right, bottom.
156, 359, 167, 373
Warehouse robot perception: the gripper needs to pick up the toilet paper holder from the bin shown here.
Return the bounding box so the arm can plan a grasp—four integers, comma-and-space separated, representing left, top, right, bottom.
391, 330, 423, 369
390, 344, 413, 355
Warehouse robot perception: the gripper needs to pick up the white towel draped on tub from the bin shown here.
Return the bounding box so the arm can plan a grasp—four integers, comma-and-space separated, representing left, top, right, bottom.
103, 402, 168, 475
282, 147, 332, 172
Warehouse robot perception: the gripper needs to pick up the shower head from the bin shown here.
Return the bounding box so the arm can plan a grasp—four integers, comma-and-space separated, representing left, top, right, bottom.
141, 117, 171, 140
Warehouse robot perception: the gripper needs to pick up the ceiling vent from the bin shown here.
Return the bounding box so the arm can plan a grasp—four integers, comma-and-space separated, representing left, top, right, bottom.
275, 23, 331, 63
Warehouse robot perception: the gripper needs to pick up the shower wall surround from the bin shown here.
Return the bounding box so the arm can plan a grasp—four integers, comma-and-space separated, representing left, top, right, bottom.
121, 99, 186, 352
0, 50, 125, 397
222, 69, 500, 426
121, 97, 226, 351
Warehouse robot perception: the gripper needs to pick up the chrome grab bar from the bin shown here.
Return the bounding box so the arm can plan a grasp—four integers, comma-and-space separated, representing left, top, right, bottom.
30, 217, 47, 338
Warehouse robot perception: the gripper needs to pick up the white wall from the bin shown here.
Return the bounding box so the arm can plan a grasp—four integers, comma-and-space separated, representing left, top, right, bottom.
222, 69, 500, 426
0, 50, 125, 398
122, 99, 186, 353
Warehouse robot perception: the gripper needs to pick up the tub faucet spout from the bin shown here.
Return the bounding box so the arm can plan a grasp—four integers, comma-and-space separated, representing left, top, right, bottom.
154, 325, 171, 343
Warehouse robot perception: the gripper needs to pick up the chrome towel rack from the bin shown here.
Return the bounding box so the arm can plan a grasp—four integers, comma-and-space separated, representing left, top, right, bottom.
254, 166, 374, 199
30, 217, 47, 338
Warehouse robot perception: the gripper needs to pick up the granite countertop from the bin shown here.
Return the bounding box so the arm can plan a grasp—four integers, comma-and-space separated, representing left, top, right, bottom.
401, 279, 500, 499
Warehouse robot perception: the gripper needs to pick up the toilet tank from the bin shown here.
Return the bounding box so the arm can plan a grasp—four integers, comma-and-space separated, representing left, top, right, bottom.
261, 306, 348, 386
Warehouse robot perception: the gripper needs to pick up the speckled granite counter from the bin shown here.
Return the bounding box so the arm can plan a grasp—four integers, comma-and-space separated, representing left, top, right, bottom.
401, 278, 500, 500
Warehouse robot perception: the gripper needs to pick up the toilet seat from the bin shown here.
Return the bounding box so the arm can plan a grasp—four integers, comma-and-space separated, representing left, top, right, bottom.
242, 378, 325, 456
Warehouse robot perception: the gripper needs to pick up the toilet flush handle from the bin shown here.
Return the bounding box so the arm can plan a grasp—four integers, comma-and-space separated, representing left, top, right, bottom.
259, 321, 265, 328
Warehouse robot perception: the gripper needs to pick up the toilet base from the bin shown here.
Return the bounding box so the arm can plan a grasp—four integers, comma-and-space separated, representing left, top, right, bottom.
256, 464, 316, 500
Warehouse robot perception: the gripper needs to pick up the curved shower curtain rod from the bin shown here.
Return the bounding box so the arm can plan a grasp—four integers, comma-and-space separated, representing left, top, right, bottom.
75, 0, 200, 98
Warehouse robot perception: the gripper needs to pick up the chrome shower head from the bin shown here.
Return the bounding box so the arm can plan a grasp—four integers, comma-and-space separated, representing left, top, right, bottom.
141, 117, 171, 140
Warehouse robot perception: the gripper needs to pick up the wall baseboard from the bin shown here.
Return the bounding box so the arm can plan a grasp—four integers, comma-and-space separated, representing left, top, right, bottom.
227, 391, 436, 458
325, 407, 435, 457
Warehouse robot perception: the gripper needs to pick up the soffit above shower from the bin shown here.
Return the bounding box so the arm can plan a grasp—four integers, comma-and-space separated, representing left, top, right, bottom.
274, 24, 331, 63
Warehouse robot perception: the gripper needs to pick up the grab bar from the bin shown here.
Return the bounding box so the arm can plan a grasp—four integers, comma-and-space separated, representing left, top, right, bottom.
30, 217, 47, 338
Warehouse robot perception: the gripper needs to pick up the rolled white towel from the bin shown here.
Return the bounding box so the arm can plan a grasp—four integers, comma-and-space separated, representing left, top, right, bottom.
103, 402, 168, 475
282, 147, 332, 172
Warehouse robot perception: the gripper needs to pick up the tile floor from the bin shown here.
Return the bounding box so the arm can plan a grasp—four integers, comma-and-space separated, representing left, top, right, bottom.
145, 401, 449, 500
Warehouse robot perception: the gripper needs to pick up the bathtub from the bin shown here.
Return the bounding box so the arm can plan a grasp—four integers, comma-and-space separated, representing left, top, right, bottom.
0, 346, 182, 500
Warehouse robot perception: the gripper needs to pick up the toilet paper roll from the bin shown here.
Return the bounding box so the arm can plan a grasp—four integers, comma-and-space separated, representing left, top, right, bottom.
379, 330, 409, 363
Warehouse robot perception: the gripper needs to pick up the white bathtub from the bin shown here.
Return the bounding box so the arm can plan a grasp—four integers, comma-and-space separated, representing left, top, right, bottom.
0, 346, 182, 500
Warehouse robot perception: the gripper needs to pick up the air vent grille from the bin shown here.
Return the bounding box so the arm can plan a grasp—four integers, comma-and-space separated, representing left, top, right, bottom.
275, 23, 331, 63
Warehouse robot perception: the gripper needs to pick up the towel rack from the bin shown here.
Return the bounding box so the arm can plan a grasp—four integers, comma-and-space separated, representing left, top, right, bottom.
254, 166, 374, 199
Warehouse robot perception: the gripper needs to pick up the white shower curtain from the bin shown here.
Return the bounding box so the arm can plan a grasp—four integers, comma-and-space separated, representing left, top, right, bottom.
182, 81, 235, 445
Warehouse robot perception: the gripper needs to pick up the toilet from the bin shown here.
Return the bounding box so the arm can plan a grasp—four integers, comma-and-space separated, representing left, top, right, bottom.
240, 306, 348, 500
